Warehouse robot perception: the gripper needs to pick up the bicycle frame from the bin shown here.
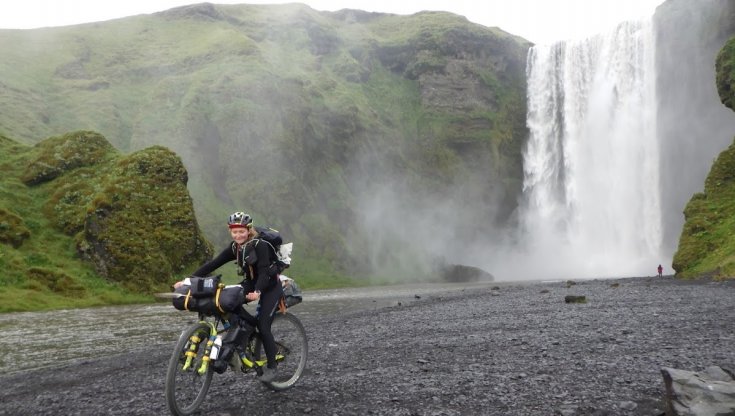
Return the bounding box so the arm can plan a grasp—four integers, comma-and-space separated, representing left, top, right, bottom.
183, 313, 285, 376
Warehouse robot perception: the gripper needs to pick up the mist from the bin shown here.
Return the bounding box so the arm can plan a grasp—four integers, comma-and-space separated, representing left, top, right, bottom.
347, 146, 510, 281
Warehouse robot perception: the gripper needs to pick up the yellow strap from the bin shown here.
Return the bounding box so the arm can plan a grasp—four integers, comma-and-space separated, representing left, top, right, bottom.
278, 296, 287, 314
215, 286, 225, 313
184, 289, 192, 311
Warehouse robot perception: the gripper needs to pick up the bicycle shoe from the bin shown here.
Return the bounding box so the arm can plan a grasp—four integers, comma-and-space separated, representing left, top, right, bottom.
260, 366, 277, 383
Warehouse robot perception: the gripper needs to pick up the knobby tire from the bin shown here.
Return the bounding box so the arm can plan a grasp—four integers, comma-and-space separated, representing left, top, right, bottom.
254, 312, 308, 391
165, 322, 214, 416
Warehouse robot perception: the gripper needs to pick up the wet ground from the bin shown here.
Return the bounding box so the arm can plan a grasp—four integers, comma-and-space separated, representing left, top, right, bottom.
0, 280, 501, 374
1, 276, 733, 416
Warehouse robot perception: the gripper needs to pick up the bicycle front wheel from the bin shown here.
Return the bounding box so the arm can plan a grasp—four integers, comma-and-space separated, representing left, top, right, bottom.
165, 322, 214, 416
254, 312, 308, 391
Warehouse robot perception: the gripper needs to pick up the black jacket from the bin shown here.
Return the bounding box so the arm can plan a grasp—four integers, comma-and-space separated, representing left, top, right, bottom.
193, 239, 277, 293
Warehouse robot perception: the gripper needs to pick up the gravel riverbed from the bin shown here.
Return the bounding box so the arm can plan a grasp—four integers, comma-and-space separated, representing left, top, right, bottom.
1, 276, 733, 416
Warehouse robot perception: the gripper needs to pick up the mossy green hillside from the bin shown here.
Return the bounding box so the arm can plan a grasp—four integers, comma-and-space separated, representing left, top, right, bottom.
0, 131, 212, 312
673, 36, 735, 279
0, 4, 530, 280
673, 139, 735, 278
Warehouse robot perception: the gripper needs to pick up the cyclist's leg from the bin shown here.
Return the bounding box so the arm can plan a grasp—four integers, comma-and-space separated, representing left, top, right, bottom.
258, 312, 308, 390
256, 284, 284, 368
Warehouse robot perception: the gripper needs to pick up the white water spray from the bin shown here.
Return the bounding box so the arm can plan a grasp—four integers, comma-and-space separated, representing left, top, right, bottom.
520, 20, 662, 278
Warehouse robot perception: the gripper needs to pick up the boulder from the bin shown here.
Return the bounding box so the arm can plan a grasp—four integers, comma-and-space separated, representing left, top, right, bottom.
564, 295, 586, 304
661, 366, 735, 416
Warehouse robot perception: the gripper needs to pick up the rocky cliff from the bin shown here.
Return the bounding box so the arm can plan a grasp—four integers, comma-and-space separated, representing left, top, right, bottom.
673, 35, 735, 278
654, 0, 735, 255
1, 131, 212, 302
0, 4, 530, 281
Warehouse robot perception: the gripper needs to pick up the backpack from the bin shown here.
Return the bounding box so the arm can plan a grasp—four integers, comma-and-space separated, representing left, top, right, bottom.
254, 226, 293, 270
255, 226, 282, 251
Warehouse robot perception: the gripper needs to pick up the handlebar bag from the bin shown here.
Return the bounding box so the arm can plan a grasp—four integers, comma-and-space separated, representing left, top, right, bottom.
189, 275, 220, 298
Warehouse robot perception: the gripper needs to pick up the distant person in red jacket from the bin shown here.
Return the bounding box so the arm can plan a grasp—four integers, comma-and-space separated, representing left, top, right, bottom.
657, 264, 663, 277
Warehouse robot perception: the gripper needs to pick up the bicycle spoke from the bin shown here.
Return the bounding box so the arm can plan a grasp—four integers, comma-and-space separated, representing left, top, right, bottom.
165, 323, 214, 416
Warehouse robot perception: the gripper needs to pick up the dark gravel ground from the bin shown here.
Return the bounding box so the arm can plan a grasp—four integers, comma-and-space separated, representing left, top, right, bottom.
1, 276, 734, 416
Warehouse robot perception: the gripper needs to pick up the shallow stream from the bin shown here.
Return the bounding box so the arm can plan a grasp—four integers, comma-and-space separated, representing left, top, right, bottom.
0, 281, 500, 374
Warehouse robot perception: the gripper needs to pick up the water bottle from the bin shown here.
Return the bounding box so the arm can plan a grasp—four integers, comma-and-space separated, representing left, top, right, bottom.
209, 335, 223, 360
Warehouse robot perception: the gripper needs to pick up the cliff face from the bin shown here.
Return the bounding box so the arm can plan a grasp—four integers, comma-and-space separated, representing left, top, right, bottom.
673, 35, 735, 278
2, 131, 212, 297
0, 4, 531, 279
653, 0, 735, 256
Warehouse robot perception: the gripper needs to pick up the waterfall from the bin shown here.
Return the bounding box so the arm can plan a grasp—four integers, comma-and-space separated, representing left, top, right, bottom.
520, 19, 661, 278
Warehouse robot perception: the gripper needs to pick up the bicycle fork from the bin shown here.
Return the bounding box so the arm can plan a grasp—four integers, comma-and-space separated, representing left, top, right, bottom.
181, 322, 218, 375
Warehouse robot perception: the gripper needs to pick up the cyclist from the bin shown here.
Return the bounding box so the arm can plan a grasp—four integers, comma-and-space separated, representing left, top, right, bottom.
175, 211, 284, 382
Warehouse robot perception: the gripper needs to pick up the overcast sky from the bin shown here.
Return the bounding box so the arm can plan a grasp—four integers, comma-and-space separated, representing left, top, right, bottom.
1, 0, 665, 45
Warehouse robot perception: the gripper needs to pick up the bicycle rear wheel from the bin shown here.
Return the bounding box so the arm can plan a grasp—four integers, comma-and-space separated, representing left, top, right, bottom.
165, 322, 214, 416
253, 312, 308, 391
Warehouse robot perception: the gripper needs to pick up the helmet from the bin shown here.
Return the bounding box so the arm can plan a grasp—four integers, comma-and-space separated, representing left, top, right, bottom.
227, 212, 252, 228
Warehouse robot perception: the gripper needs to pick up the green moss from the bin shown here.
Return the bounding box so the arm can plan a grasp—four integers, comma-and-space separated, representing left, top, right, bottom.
716, 37, 735, 111
26, 267, 86, 296
77, 145, 213, 291
0, 132, 213, 311
0, 208, 31, 248
20, 131, 117, 185
673, 139, 735, 279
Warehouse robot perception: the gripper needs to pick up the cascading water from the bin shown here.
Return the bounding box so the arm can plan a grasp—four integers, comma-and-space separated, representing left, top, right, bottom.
520, 19, 662, 278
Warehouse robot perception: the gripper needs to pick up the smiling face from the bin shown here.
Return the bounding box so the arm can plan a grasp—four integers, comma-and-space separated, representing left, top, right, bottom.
230, 226, 249, 245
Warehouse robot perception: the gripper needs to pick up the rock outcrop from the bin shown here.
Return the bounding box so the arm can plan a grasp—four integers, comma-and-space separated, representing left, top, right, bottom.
662, 366, 735, 416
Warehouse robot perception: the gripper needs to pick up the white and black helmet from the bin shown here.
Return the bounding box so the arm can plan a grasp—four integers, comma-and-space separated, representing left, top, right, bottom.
227, 212, 252, 228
